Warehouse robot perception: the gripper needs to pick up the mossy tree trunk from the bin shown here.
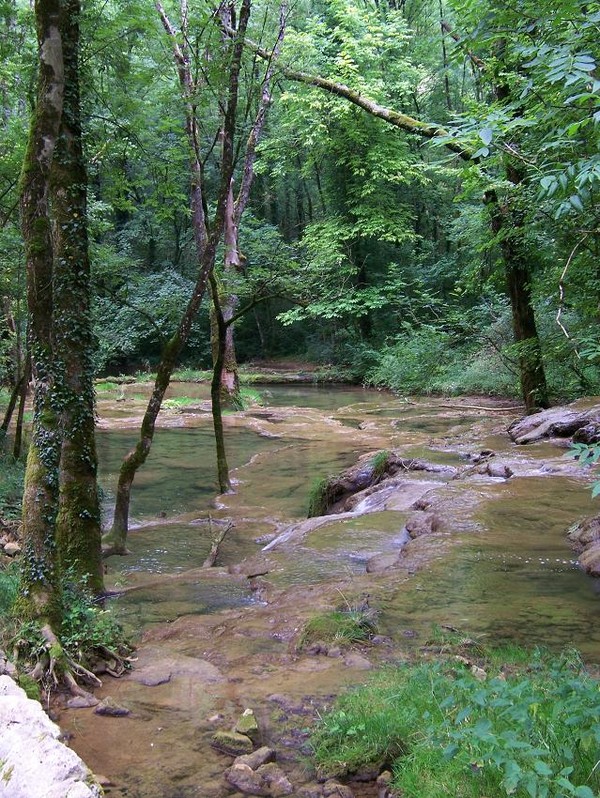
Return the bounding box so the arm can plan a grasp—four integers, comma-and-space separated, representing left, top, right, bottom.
51, 0, 103, 593
103, 0, 251, 556
18, 0, 64, 625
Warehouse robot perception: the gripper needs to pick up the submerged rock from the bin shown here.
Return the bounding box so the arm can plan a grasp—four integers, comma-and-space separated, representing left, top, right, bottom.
235, 708, 260, 742
234, 746, 276, 770
212, 730, 254, 756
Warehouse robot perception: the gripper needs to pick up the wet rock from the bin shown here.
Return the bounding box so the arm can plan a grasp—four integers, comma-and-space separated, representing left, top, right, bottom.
568, 516, 600, 549
343, 653, 372, 670
94, 697, 131, 717
66, 693, 99, 709
377, 770, 399, 798
404, 511, 443, 539
224, 762, 269, 795
267, 694, 304, 713
323, 779, 355, 798
234, 747, 275, 770
235, 708, 260, 742
567, 516, 600, 576
2, 542, 21, 557
298, 786, 324, 798
578, 543, 600, 577
573, 423, 600, 444
212, 730, 254, 756
485, 462, 513, 479
366, 553, 400, 573
508, 404, 600, 445
256, 763, 294, 796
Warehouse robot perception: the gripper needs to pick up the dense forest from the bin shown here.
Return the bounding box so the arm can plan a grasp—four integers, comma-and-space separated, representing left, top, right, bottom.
0, 0, 599, 689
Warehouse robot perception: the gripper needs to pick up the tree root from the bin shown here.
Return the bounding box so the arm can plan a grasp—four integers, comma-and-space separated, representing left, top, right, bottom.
40, 624, 101, 698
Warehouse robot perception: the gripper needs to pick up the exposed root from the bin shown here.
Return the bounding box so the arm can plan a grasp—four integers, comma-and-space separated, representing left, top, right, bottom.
40, 624, 101, 698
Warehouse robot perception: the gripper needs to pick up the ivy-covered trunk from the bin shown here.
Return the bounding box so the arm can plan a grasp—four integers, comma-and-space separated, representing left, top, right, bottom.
18, 0, 64, 624
52, 0, 104, 593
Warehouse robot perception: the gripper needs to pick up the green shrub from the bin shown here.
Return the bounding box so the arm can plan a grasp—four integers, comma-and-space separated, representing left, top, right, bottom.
312, 650, 600, 798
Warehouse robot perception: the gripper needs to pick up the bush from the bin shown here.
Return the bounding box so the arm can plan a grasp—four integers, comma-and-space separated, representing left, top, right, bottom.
312, 649, 600, 798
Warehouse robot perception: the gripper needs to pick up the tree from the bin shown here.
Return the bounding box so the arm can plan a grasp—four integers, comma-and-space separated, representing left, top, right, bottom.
18, 0, 104, 695
102, 0, 251, 555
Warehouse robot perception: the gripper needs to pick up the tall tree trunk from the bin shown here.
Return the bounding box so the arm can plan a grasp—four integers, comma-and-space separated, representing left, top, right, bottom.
211, 180, 241, 409
52, 0, 103, 593
13, 355, 30, 460
18, 0, 64, 624
103, 0, 251, 556
209, 272, 232, 493
487, 178, 549, 413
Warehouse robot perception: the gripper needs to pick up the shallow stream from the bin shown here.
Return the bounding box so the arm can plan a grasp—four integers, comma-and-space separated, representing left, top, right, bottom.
62, 385, 600, 798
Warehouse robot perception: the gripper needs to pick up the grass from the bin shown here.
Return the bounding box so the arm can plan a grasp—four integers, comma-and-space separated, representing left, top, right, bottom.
299, 601, 378, 651
311, 644, 600, 798
307, 476, 338, 518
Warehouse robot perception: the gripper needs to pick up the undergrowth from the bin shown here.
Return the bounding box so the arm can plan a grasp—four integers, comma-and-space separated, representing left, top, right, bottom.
312, 646, 600, 798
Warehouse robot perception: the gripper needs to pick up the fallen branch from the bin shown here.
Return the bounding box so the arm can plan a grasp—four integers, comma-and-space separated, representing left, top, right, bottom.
203, 518, 234, 567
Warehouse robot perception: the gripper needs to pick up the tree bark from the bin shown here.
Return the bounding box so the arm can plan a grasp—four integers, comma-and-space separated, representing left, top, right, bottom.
18, 0, 64, 624
209, 271, 233, 493
51, 0, 104, 593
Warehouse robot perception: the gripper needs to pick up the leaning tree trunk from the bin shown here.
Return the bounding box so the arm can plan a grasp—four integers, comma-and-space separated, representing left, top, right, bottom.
17, 0, 64, 625
51, 0, 104, 594
102, 0, 251, 557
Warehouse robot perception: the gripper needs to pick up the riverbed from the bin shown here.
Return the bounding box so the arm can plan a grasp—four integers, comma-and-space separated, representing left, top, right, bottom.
60, 385, 599, 798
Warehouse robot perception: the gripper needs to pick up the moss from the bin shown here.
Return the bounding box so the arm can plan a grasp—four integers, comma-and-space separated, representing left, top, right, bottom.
18, 674, 41, 701
307, 476, 337, 518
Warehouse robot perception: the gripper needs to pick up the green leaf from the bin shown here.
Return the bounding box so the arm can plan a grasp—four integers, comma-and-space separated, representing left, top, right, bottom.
479, 127, 493, 146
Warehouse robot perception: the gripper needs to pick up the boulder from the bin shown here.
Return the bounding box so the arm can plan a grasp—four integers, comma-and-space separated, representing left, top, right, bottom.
2, 542, 21, 557
0, 676, 102, 798
508, 405, 600, 445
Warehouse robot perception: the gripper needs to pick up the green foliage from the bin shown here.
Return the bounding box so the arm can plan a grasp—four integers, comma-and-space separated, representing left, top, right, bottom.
0, 447, 24, 523
59, 571, 129, 667
313, 649, 600, 798
0, 562, 20, 617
